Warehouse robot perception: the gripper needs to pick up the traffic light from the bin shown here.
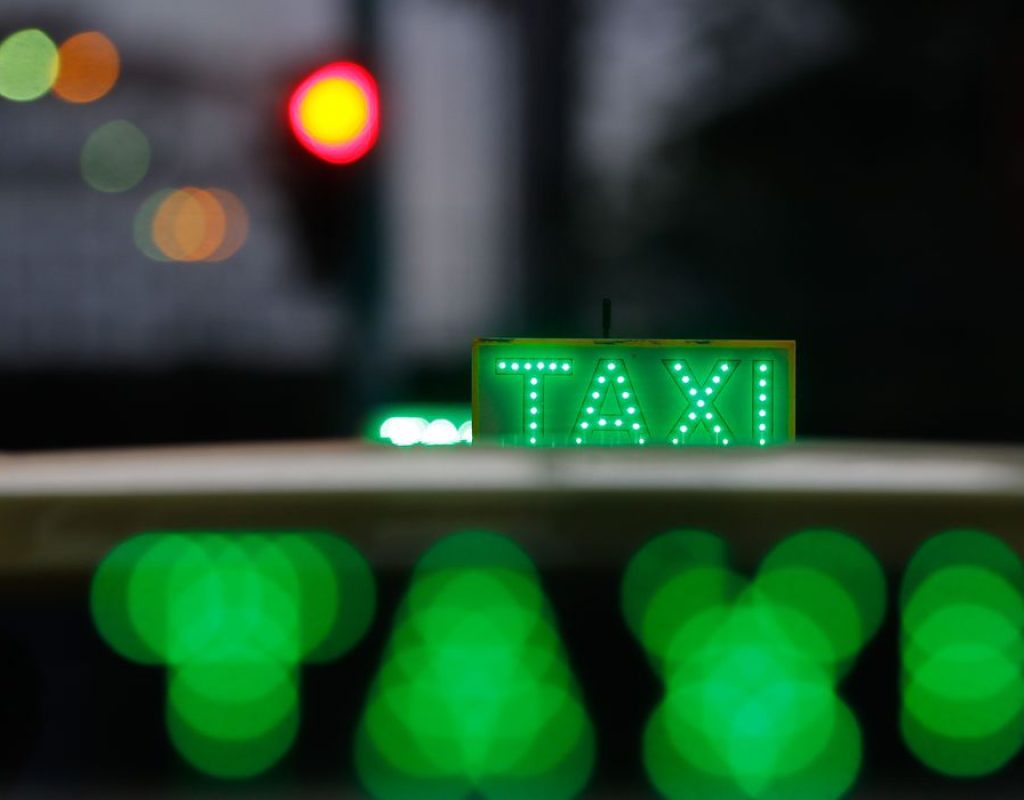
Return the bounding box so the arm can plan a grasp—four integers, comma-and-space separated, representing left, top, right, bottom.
288, 61, 379, 165
278, 59, 381, 288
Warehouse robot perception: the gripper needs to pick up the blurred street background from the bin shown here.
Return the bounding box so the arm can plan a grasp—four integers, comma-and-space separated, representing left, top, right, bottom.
2, 0, 1023, 449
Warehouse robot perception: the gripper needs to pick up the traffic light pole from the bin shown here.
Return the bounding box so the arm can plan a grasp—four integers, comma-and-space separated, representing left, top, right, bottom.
342, 0, 389, 435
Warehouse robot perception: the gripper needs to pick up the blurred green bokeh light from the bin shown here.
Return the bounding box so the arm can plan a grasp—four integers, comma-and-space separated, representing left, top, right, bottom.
364, 404, 472, 446
91, 531, 375, 778
624, 529, 884, 799
0, 29, 58, 102
81, 120, 151, 193
900, 529, 1024, 777
356, 531, 594, 799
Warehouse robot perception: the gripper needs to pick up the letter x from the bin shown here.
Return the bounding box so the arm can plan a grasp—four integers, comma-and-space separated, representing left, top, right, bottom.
663, 359, 739, 446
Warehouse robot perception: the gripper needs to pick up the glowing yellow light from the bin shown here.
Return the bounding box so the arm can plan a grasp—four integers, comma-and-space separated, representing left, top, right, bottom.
299, 78, 369, 145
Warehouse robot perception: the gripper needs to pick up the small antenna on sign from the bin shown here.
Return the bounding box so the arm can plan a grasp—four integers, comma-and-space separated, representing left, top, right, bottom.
602, 297, 612, 339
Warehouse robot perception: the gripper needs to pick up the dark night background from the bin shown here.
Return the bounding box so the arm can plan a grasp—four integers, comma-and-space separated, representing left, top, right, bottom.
3, 0, 1023, 450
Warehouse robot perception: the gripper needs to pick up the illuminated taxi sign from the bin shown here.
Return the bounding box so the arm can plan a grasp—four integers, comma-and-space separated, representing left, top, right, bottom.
472, 338, 794, 447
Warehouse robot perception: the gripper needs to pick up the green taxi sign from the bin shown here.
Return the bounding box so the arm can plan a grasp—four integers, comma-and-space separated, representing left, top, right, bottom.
472, 338, 795, 447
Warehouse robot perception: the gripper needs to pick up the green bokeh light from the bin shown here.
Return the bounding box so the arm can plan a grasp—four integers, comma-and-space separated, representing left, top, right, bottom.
901, 529, 1024, 605
167, 698, 300, 780
91, 532, 166, 664
900, 529, 1024, 777
356, 531, 594, 799
365, 404, 472, 446
91, 531, 375, 778
621, 530, 733, 645
755, 530, 886, 674
0, 29, 58, 102
625, 529, 883, 799
133, 188, 174, 261
81, 120, 151, 193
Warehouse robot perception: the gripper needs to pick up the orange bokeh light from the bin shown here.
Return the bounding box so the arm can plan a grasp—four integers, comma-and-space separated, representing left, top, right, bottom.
205, 189, 250, 262
141, 187, 249, 263
53, 32, 119, 104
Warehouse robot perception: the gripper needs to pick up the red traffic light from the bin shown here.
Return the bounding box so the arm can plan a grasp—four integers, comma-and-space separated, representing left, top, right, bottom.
288, 61, 379, 165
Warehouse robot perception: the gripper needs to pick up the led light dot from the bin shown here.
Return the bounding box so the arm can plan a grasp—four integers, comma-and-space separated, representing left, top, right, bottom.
682, 376, 690, 384
759, 410, 767, 417
674, 363, 682, 371
499, 362, 506, 369
549, 363, 557, 370
760, 438, 766, 445
721, 364, 730, 372
592, 392, 600, 400
705, 413, 712, 419
530, 437, 537, 444
627, 407, 636, 414
672, 438, 679, 444
608, 363, 616, 371
598, 376, 606, 384
599, 419, 607, 427
530, 377, 538, 385
537, 362, 545, 370
689, 389, 698, 397
760, 364, 768, 372
689, 413, 697, 420
760, 379, 767, 387
712, 376, 721, 384
530, 407, 538, 415
680, 426, 688, 433
581, 422, 589, 429
586, 407, 595, 415
639, 438, 646, 444
622, 392, 630, 399
722, 438, 729, 445
530, 422, 538, 430
759, 423, 767, 431
615, 420, 623, 427
561, 363, 570, 371
576, 437, 582, 444
524, 363, 532, 370
633, 423, 640, 430
713, 425, 721, 433
759, 394, 767, 402
530, 392, 538, 400
617, 376, 625, 384
705, 387, 713, 395
697, 400, 705, 408
511, 363, 519, 370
